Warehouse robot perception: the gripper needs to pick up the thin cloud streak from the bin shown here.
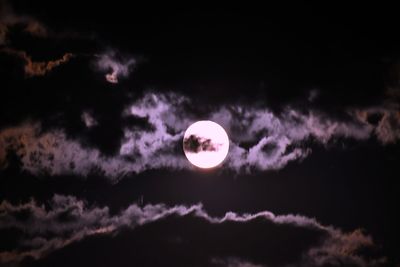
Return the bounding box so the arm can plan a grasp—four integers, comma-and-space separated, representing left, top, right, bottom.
1, 48, 74, 77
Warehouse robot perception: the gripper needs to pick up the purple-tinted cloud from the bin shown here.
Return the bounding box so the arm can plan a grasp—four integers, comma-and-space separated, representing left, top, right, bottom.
0, 121, 188, 179
0, 92, 399, 178
0, 195, 383, 266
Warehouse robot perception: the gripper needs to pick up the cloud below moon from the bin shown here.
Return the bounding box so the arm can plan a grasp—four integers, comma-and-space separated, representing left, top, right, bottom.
0, 195, 383, 266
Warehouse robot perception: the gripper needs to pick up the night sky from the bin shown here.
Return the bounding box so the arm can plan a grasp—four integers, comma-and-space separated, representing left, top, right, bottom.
1, 1, 400, 267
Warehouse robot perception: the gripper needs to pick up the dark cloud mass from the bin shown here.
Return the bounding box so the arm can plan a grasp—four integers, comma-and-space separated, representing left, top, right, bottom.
0, 1, 399, 266
183, 134, 220, 153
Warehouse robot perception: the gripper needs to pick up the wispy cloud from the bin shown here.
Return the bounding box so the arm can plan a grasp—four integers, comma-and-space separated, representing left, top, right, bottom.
94, 50, 136, 83
81, 111, 98, 128
214, 106, 374, 172
1, 48, 74, 77
0, 195, 383, 266
0, 0, 48, 45
0, 0, 74, 78
355, 106, 400, 144
0, 120, 188, 179
0, 92, 399, 178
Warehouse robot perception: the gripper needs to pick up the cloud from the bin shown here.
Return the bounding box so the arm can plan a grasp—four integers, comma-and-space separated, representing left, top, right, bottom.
0, 0, 66, 78
0, 92, 399, 179
0, 120, 189, 179
0, 195, 114, 263
308, 89, 319, 102
0, 122, 108, 176
214, 106, 375, 172
183, 134, 220, 153
355, 106, 400, 144
304, 229, 384, 267
1, 48, 74, 77
96, 92, 400, 173
0, 195, 384, 266
94, 50, 136, 83
0, 0, 48, 45
81, 111, 98, 128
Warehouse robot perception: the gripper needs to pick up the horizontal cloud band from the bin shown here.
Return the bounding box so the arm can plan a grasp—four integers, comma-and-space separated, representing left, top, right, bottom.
0, 92, 399, 179
0, 195, 382, 266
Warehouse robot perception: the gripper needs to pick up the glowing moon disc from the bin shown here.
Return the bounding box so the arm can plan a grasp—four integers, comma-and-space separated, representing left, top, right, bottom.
183, 120, 229, 168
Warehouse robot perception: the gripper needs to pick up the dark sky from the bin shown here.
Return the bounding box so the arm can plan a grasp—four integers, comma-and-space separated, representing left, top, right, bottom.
1, 1, 399, 267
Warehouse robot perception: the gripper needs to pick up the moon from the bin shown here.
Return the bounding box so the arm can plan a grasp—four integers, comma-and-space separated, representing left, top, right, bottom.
183, 120, 229, 168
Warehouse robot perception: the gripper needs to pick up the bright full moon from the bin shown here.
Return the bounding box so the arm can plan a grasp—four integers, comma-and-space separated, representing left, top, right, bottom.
183, 120, 229, 168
